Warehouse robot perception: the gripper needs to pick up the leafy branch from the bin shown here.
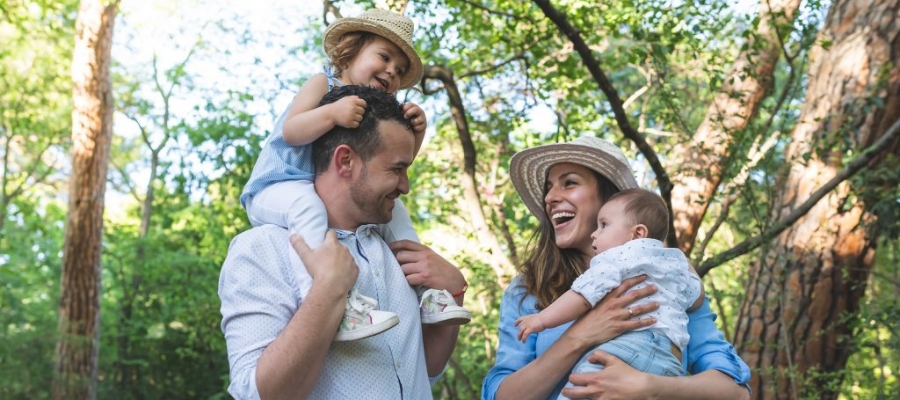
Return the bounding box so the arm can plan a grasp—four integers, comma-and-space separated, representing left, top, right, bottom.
697, 118, 900, 275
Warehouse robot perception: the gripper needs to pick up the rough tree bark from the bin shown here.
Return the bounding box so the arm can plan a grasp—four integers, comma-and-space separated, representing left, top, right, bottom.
734, 0, 900, 398
52, 1, 118, 399
670, 0, 802, 257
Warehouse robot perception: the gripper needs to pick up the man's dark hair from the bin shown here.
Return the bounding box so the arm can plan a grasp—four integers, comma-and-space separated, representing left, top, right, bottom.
312, 85, 412, 174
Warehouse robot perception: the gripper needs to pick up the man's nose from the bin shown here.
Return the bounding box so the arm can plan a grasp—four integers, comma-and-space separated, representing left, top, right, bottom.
397, 173, 410, 194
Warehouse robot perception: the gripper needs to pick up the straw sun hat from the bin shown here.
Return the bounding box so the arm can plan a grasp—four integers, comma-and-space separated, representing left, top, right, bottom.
509, 136, 640, 222
323, 9, 424, 90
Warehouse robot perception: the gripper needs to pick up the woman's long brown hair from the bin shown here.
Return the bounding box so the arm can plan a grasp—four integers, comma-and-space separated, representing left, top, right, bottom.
519, 171, 620, 310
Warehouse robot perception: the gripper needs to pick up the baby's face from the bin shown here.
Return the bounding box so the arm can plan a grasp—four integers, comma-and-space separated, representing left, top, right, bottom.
590, 198, 637, 255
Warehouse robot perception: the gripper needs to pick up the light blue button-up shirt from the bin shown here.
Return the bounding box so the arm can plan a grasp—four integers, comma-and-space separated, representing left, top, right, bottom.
219, 224, 435, 399
481, 276, 751, 399
572, 238, 702, 351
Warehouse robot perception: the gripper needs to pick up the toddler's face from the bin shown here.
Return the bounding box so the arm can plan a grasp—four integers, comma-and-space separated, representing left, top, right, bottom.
590, 198, 638, 255
344, 36, 409, 94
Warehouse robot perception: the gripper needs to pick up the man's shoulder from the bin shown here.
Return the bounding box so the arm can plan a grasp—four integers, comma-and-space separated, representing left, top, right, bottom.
228, 225, 291, 252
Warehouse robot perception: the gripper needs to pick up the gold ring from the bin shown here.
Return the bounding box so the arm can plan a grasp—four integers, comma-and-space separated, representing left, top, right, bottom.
627, 307, 633, 317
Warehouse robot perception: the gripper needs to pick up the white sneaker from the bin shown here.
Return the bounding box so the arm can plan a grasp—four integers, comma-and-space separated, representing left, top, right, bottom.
419, 288, 472, 325
334, 289, 399, 341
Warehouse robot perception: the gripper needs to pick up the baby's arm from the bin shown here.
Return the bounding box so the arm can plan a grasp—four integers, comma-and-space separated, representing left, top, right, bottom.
514, 289, 591, 342
280, 73, 367, 146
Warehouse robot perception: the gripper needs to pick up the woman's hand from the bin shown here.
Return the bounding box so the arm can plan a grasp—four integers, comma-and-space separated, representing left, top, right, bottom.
565, 275, 659, 350
560, 350, 656, 399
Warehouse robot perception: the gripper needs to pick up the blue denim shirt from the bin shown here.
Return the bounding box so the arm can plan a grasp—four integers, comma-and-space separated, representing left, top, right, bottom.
481, 276, 751, 399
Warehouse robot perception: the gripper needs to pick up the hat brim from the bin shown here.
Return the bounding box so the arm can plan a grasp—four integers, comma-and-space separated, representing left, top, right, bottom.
509, 141, 639, 222
323, 18, 423, 90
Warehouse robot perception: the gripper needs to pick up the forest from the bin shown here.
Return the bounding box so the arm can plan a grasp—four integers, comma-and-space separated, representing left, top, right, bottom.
1, 0, 898, 399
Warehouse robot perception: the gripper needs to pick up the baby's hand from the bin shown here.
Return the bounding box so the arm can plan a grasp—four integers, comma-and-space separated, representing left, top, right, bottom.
330, 95, 367, 128
402, 102, 426, 154
515, 314, 547, 342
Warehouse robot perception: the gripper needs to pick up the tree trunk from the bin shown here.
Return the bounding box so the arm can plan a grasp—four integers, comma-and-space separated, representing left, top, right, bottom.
52, 1, 118, 399
671, 0, 801, 257
423, 65, 516, 285
734, 0, 900, 398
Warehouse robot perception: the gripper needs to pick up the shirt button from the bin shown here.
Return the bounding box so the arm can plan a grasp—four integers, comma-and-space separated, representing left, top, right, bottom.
395, 362, 401, 369
374, 270, 381, 277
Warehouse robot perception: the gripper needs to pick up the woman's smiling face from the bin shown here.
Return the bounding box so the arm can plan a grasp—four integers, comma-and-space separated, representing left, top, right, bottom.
543, 163, 604, 258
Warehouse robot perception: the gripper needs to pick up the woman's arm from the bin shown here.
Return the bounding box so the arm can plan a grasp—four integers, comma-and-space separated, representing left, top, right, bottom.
486, 276, 659, 400
685, 297, 751, 385
563, 352, 749, 400
561, 297, 751, 399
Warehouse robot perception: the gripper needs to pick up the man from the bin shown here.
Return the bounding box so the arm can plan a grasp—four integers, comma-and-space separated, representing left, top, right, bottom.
219, 85, 466, 399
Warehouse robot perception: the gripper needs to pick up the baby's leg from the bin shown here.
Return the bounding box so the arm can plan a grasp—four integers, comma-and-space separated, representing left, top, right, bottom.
557, 331, 683, 400
246, 180, 328, 249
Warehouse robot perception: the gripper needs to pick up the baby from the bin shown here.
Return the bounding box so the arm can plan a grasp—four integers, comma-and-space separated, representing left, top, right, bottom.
516, 188, 704, 398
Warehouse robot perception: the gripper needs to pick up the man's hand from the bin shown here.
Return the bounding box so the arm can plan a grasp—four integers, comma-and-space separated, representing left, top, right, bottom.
515, 314, 547, 342
389, 239, 465, 295
291, 231, 358, 293
328, 95, 367, 128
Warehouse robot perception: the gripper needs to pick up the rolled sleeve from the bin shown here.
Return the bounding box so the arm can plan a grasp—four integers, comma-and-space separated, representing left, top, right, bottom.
685, 297, 751, 388
482, 281, 532, 400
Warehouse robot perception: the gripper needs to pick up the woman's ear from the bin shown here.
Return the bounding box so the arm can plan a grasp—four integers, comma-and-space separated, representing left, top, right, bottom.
632, 224, 649, 239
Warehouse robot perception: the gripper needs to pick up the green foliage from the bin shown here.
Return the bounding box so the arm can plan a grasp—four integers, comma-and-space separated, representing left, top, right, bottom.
838, 239, 900, 399
0, 1, 77, 397
95, 192, 237, 400
3, 0, 898, 398
0, 198, 65, 400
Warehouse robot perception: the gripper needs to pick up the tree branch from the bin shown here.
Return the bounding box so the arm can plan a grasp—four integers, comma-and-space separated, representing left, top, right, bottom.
697, 118, 900, 275
531, 0, 675, 244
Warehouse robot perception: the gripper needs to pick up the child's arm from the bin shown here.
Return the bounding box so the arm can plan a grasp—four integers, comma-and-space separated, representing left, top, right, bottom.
280, 73, 367, 146
401, 102, 426, 156
514, 289, 592, 342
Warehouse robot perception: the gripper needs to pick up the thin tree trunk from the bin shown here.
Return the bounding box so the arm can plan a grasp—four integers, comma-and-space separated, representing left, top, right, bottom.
671, 0, 802, 257
734, 0, 900, 398
52, 1, 118, 399
423, 65, 515, 285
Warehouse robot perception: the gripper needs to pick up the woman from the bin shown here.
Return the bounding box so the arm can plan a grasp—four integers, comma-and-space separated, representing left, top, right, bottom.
482, 136, 750, 399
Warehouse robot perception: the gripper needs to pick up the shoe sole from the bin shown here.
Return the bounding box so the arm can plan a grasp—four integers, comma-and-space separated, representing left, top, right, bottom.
421, 309, 472, 325
334, 314, 400, 342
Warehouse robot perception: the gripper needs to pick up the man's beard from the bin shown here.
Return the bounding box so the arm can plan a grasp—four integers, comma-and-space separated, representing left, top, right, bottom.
349, 164, 396, 225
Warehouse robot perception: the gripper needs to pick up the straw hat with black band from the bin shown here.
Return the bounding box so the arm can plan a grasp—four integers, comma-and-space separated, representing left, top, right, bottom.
509, 136, 640, 222
323, 9, 424, 90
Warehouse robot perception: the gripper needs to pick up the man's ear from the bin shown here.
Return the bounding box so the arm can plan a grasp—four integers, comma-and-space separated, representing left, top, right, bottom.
332, 144, 357, 177
632, 224, 649, 239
